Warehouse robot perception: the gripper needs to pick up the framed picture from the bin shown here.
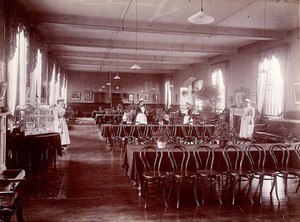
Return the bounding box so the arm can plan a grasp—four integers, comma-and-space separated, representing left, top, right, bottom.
128, 94, 134, 101
293, 83, 300, 104
249, 92, 257, 104
234, 87, 249, 108
71, 91, 81, 101
139, 94, 148, 102
84, 90, 93, 101
0, 81, 6, 100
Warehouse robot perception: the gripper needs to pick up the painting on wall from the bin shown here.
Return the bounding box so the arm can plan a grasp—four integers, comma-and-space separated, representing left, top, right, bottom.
293, 83, 300, 104
128, 94, 134, 102
84, 90, 93, 101
249, 92, 257, 104
70, 91, 81, 101
139, 94, 148, 102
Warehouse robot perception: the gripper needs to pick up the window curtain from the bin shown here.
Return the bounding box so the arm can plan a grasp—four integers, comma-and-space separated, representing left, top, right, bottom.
164, 79, 172, 107
29, 49, 42, 98
257, 45, 286, 114
7, 29, 28, 115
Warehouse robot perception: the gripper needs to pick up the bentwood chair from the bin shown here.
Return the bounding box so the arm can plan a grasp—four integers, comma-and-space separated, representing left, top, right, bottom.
245, 144, 279, 203
168, 145, 199, 208
139, 146, 168, 209
222, 145, 254, 205
295, 144, 300, 193
269, 144, 300, 202
136, 124, 150, 145
193, 146, 223, 205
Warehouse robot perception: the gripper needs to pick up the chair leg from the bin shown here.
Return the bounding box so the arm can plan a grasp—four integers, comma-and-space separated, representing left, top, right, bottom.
284, 174, 288, 202
144, 181, 148, 209
232, 177, 236, 205
217, 176, 223, 205
194, 178, 200, 207
259, 175, 264, 204
161, 179, 168, 208
296, 176, 300, 193
176, 179, 181, 208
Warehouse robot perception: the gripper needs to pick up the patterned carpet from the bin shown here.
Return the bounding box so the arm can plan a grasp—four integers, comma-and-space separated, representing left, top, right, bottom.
23, 170, 69, 200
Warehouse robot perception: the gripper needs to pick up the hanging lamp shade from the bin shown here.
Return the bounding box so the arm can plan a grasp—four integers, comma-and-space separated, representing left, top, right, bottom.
188, 0, 214, 25
130, 64, 141, 70
113, 73, 121, 80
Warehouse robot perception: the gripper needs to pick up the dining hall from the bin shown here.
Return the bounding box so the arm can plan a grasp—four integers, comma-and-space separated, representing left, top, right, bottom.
0, 0, 300, 221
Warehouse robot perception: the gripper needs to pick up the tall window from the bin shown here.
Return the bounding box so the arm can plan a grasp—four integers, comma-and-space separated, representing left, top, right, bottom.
164, 79, 172, 107
212, 69, 225, 112
258, 56, 283, 116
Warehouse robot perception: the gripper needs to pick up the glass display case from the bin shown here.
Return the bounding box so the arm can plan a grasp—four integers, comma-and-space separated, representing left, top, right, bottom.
15, 98, 55, 136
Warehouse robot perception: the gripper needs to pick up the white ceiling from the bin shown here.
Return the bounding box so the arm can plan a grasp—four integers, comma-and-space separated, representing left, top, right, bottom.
18, 0, 300, 74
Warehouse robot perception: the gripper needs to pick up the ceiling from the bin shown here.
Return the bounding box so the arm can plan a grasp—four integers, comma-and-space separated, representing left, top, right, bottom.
18, 0, 300, 74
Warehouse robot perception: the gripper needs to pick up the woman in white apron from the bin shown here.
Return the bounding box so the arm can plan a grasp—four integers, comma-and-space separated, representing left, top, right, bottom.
183, 102, 193, 124
239, 98, 255, 139
135, 99, 147, 124
54, 98, 71, 147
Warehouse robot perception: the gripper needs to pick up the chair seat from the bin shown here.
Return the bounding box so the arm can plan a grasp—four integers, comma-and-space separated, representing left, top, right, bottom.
173, 170, 196, 178
143, 171, 166, 179
197, 170, 220, 177
228, 169, 252, 177
251, 168, 277, 176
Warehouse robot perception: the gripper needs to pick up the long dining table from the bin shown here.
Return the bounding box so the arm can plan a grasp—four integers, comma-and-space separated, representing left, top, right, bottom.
122, 143, 300, 187
100, 123, 215, 147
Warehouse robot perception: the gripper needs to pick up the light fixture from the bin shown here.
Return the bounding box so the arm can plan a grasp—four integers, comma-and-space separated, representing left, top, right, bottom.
113, 31, 121, 80
106, 82, 111, 86
113, 73, 120, 80
131, 0, 141, 70
188, 0, 214, 25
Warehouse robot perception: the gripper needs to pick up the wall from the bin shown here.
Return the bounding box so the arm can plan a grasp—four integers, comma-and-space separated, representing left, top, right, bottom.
67, 71, 166, 105
172, 28, 300, 112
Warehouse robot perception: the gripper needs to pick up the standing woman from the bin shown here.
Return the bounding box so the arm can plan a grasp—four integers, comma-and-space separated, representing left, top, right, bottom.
54, 98, 70, 147
239, 98, 255, 139
135, 99, 147, 124
183, 102, 193, 124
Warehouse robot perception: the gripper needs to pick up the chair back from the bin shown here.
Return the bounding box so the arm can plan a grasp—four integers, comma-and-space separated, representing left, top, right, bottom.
193, 145, 214, 171
269, 144, 290, 169
295, 144, 300, 161
137, 124, 149, 138
168, 145, 190, 172
140, 146, 163, 172
245, 144, 266, 170
222, 145, 245, 171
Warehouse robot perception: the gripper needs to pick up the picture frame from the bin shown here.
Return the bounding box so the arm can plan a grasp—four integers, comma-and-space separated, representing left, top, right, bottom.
249, 92, 257, 104
70, 91, 81, 101
0, 81, 7, 100
128, 94, 134, 102
84, 90, 93, 101
234, 87, 249, 108
293, 82, 300, 104
138, 94, 148, 102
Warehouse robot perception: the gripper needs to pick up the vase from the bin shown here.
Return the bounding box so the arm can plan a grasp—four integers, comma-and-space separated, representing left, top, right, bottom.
219, 140, 228, 148
157, 141, 166, 149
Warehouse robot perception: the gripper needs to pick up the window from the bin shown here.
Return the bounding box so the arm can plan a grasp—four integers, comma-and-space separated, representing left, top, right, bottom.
258, 56, 283, 116
164, 79, 172, 107
212, 69, 225, 112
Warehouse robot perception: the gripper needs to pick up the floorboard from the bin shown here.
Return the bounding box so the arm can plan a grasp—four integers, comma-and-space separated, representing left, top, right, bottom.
11, 118, 300, 222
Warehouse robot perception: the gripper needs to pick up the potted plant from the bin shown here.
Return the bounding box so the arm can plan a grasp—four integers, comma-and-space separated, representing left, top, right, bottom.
213, 118, 236, 148
278, 126, 300, 146
152, 129, 169, 148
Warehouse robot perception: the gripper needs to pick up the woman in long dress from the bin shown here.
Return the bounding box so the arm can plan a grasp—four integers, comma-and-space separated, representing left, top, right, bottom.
183, 102, 193, 124
54, 98, 71, 147
239, 98, 255, 139
135, 99, 147, 124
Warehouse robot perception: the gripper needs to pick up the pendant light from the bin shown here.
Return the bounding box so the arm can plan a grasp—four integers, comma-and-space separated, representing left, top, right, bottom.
259, 0, 268, 74
113, 31, 121, 79
188, 0, 214, 25
131, 0, 141, 69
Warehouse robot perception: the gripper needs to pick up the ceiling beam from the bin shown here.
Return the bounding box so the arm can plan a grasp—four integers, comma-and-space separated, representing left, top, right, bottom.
32, 13, 286, 40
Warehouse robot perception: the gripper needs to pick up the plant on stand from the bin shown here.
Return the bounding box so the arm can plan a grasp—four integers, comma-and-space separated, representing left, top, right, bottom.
152, 128, 169, 148
213, 117, 237, 148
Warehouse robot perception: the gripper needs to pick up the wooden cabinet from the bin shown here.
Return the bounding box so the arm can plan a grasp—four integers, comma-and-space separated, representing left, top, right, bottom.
0, 112, 8, 171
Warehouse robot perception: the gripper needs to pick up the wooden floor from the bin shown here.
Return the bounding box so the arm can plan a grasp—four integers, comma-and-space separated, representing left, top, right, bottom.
12, 118, 300, 222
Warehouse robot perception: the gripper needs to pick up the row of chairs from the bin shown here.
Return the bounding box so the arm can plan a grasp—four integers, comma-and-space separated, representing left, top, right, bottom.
139, 144, 300, 209
110, 124, 214, 147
